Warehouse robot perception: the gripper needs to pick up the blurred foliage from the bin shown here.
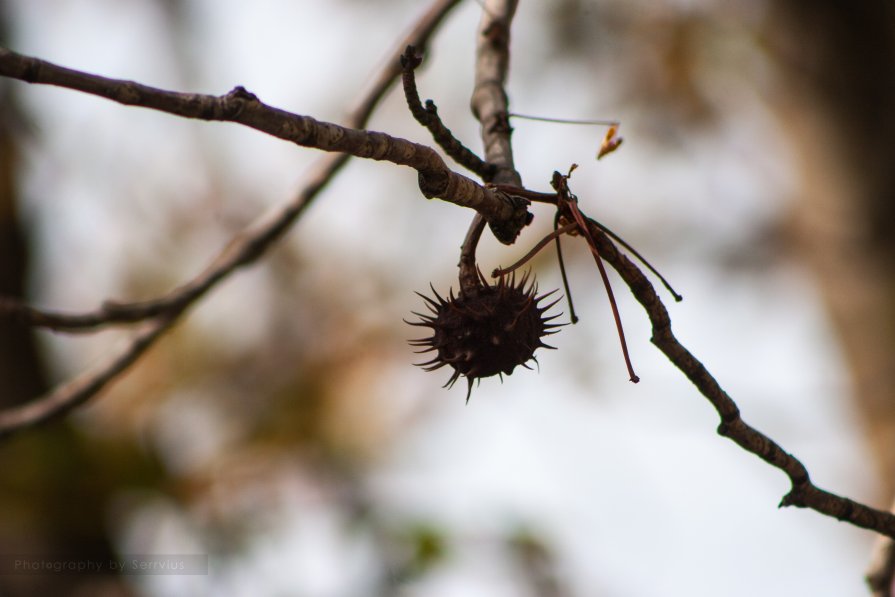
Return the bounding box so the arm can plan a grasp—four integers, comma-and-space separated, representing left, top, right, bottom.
386, 522, 448, 584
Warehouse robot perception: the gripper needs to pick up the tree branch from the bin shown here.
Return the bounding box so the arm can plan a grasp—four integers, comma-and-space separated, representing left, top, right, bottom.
584, 217, 895, 538
0, 0, 465, 438
0, 45, 529, 243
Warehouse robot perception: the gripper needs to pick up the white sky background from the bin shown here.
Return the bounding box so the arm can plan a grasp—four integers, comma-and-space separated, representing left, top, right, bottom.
6, 0, 881, 595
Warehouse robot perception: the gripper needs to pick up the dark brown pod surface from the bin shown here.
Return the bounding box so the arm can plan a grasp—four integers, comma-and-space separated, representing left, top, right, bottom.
408, 274, 562, 402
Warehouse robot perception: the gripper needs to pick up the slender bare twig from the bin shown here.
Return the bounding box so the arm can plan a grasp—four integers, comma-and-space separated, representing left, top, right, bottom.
400, 46, 496, 180
491, 222, 578, 277
584, 217, 895, 537
550, 170, 639, 382
587, 217, 682, 302
0, 0, 465, 438
0, 315, 177, 435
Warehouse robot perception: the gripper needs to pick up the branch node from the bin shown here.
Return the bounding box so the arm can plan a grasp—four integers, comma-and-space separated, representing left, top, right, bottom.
221, 85, 258, 118
779, 491, 801, 509
487, 192, 531, 244
720, 406, 740, 424
228, 85, 258, 102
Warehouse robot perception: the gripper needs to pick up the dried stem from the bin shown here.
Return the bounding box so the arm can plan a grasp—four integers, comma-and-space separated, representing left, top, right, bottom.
491, 222, 578, 278
564, 194, 639, 383
553, 213, 579, 324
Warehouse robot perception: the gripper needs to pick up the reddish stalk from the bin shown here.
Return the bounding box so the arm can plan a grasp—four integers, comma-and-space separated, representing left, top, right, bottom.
566, 198, 639, 382
492, 222, 578, 278
549, 169, 639, 383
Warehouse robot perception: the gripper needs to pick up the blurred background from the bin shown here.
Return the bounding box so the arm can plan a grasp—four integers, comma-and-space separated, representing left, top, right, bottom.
1, 0, 893, 595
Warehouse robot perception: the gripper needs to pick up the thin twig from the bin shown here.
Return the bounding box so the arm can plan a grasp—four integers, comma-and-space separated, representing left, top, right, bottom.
484, 182, 682, 301
347, 0, 464, 126
554, 212, 579, 324
553, 172, 638, 383
587, 217, 682, 302
0, 315, 176, 436
491, 222, 578, 277
401, 46, 495, 180
0, 0, 465, 438
586, 218, 895, 538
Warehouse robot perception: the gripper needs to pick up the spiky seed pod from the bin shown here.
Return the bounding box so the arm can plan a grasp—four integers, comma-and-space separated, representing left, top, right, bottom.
407, 272, 563, 402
